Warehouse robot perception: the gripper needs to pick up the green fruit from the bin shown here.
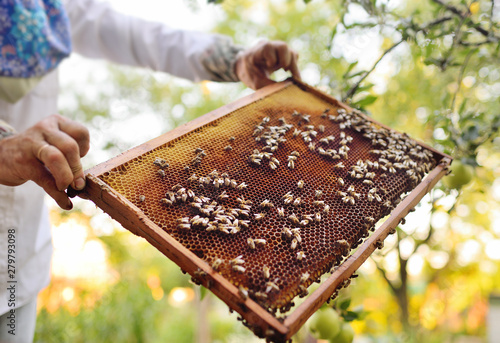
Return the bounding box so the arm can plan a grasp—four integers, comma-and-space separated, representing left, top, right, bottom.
442, 160, 474, 189
330, 322, 355, 343
309, 308, 341, 340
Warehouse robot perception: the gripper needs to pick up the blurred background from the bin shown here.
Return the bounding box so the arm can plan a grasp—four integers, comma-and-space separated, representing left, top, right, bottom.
35, 0, 500, 342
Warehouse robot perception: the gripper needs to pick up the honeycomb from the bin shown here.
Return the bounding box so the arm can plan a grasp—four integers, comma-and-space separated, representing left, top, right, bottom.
98, 83, 438, 314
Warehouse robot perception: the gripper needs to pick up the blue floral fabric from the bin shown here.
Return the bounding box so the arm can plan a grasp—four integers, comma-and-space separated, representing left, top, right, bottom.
0, 0, 71, 78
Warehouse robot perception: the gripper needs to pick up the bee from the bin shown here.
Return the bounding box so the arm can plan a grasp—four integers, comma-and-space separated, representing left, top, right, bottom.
237, 182, 248, 190
178, 217, 190, 224
293, 128, 302, 137
335, 162, 345, 169
269, 161, 278, 170
238, 286, 249, 300
292, 109, 301, 116
247, 238, 256, 250
224, 177, 231, 187
138, 195, 146, 203
160, 198, 173, 206
315, 190, 323, 198
232, 265, 246, 273
266, 281, 280, 293
318, 124, 325, 133
254, 292, 268, 301
212, 258, 223, 270
315, 213, 321, 222
308, 142, 316, 151
293, 232, 302, 243
367, 193, 375, 202
195, 148, 204, 153
153, 158, 169, 169
293, 197, 302, 206
230, 179, 238, 188
271, 157, 280, 165
300, 219, 309, 226
363, 179, 374, 185
300, 272, 310, 283
318, 147, 327, 155
254, 239, 266, 246
375, 194, 382, 202
263, 266, 270, 279
230, 255, 245, 265
365, 216, 375, 223
297, 180, 305, 189
323, 205, 330, 214
288, 160, 295, 169
366, 172, 376, 179
290, 238, 298, 250
229, 136, 236, 141
282, 227, 293, 239
254, 213, 265, 221
224, 145, 233, 151
240, 220, 250, 228
239, 204, 252, 211
262, 116, 270, 123
277, 207, 285, 217
177, 223, 191, 229
297, 251, 306, 261
291, 151, 300, 157
181, 193, 188, 202
157, 169, 166, 178
288, 214, 299, 224
337, 178, 345, 186
313, 200, 325, 206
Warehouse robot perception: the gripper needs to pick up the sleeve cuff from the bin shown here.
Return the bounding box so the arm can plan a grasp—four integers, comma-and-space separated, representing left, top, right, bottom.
200, 35, 244, 82
0, 120, 16, 140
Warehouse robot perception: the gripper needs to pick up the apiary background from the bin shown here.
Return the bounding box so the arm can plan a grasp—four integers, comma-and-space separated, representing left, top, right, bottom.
79, 79, 450, 342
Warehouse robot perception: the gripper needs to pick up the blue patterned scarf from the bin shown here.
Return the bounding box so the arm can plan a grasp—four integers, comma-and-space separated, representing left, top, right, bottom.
0, 0, 72, 78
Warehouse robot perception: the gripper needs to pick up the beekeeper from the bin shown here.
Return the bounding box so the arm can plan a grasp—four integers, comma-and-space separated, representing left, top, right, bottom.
0, 0, 300, 341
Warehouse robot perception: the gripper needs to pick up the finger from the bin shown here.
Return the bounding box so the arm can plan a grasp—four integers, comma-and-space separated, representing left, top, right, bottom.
275, 43, 292, 71
288, 52, 302, 80
255, 42, 278, 70
34, 142, 74, 192
44, 130, 86, 190
32, 164, 73, 210
57, 116, 90, 157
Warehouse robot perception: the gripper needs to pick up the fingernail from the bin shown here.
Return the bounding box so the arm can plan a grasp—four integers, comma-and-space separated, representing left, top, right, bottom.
74, 177, 85, 190
66, 200, 73, 211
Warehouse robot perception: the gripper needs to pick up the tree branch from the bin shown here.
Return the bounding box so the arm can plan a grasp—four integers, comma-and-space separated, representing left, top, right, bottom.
450, 48, 476, 112
343, 39, 404, 102
373, 257, 399, 295
431, 0, 498, 39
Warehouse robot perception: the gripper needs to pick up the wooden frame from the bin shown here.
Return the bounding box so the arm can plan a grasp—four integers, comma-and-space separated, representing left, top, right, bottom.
73, 79, 451, 342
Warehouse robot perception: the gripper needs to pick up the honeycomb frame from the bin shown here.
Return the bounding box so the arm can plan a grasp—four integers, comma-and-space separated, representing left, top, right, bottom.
75, 79, 451, 342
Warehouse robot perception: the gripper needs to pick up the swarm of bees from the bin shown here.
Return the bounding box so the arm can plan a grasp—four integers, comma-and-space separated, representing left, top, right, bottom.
136, 103, 436, 314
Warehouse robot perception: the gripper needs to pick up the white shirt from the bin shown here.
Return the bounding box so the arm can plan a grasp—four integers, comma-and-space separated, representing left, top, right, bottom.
0, 0, 237, 315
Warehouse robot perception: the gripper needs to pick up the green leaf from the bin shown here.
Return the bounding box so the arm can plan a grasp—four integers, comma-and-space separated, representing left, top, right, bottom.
344, 61, 359, 78
200, 286, 208, 300
342, 311, 359, 322
353, 95, 378, 107
339, 297, 351, 311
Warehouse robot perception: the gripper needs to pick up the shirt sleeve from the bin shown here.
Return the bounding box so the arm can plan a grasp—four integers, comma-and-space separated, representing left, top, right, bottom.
64, 0, 243, 82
